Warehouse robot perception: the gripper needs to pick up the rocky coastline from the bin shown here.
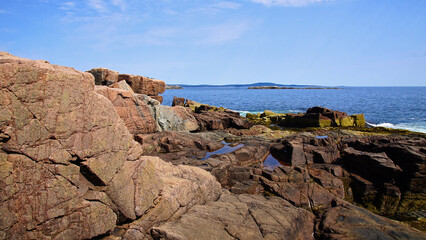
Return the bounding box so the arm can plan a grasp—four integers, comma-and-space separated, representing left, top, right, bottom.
1, 52, 425, 240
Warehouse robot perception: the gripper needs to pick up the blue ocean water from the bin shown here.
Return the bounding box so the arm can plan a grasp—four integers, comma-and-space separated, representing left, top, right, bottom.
162, 87, 426, 133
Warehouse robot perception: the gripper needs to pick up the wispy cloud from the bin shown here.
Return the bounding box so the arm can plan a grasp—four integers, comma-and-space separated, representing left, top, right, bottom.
54, 1, 250, 48
194, 22, 250, 45
190, 1, 241, 15
110, 0, 127, 12
250, 0, 333, 7
212, 1, 242, 9
60, 1, 76, 10
88, 0, 108, 13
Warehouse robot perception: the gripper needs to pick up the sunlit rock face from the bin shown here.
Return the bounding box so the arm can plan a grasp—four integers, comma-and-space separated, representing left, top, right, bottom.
0, 52, 221, 239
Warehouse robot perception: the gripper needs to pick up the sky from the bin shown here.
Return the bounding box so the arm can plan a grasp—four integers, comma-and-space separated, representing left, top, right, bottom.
0, 0, 425, 86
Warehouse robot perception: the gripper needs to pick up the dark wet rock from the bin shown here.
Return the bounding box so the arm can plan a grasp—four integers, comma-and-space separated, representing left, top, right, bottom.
316, 199, 426, 240
194, 110, 254, 131
204, 143, 269, 191
270, 133, 340, 165
172, 96, 186, 106
342, 147, 402, 183
268, 132, 426, 218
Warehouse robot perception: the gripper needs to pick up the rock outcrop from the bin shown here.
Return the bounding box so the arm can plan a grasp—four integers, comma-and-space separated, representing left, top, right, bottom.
87, 68, 119, 85
86, 69, 165, 103
118, 73, 165, 103
1, 52, 424, 240
247, 107, 366, 128
0, 52, 221, 239
171, 96, 254, 131
267, 132, 426, 218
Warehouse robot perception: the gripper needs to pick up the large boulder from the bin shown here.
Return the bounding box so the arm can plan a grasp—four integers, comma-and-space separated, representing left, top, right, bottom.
153, 105, 200, 132
0, 52, 221, 239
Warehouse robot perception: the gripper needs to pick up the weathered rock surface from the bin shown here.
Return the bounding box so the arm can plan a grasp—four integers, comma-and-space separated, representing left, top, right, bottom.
172, 96, 186, 107
316, 199, 426, 240
170, 97, 254, 131
87, 68, 119, 85
138, 131, 224, 162
259, 164, 344, 209
195, 110, 254, 130
118, 74, 165, 101
152, 191, 315, 240
153, 105, 200, 132
111, 80, 135, 94
95, 86, 158, 135
267, 132, 426, 217
0, 52, 221, 239
1, 52, 424, 240
270, 133, 340, 165
87, 69, 166, 103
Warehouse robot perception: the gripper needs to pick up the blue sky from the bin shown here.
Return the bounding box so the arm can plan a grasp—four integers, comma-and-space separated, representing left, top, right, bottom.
1, 0, 425, 86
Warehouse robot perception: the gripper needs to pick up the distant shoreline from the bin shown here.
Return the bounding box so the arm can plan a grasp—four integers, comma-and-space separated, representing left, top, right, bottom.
248, 86, 342, 90
166, 84, 183, 89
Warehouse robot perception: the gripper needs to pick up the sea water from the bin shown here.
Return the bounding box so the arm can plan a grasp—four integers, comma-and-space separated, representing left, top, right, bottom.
162, 87, 426, 133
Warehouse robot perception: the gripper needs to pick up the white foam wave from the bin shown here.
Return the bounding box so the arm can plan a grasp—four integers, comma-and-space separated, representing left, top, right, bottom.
367, 122, 426, 133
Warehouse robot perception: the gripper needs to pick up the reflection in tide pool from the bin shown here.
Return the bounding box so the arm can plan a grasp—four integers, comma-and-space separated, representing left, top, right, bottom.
263, 154, 290, 171
201, 141, 244, 160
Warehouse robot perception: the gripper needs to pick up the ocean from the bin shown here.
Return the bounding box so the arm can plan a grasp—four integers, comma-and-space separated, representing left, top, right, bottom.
162, 87, 426, 133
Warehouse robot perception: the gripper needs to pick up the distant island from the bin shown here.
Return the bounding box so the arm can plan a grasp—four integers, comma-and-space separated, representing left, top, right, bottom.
166, 84, 183, 89
168, 82, 343, 88
248, 86, 342, 89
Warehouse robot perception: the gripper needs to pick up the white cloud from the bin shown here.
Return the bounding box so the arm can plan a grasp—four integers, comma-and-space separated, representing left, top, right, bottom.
212, 1, 242, 9
250, 0, 333, 7
189, 1, 241, 15
88, 0, 108, 13
60, 1, 76, 10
